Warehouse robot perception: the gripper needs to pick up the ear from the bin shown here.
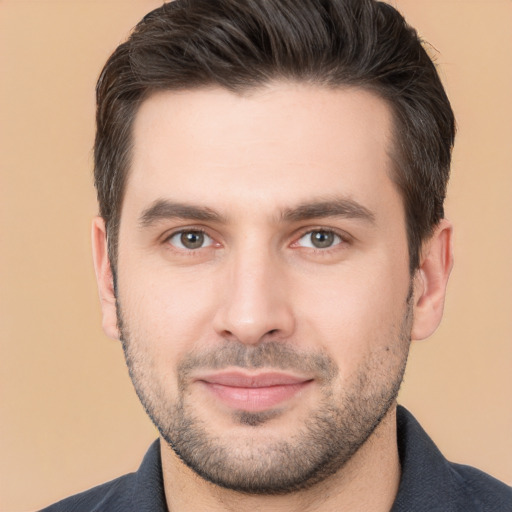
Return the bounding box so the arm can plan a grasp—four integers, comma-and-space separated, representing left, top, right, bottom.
411, 218, 454, 341
91, 217, 120, 340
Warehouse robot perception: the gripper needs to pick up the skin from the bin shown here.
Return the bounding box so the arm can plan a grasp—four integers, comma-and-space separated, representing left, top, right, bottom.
92, 83, 453, 512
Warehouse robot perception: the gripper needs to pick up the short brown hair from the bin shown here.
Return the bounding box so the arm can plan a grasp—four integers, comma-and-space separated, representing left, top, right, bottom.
95, 0, 455, 273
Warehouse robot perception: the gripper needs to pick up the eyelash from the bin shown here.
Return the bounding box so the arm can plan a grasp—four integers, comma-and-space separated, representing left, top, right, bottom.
162, 227, 351, 255
164, 228, 217, 254
292, 228, 350, 253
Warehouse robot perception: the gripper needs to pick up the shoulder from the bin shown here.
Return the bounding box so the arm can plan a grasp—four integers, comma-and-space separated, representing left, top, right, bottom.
37, 472, 136, 512
448, 462, 512, 511
38, 439, 166, 512
393, 406, 512, 512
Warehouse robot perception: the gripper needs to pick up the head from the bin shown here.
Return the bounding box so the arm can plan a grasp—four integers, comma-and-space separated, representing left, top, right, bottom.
92, 0, 455, 497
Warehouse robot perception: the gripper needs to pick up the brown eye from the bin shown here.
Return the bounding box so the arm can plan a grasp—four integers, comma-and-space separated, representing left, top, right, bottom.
168, 230, 212, 250
297, 230, 341, 249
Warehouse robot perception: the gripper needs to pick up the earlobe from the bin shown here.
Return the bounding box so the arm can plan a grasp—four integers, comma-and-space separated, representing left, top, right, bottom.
411, 219, 454, 341
91, 217, 120, 340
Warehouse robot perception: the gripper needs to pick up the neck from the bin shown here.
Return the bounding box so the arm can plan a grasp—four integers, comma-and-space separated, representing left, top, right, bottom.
161, 405, 401, 512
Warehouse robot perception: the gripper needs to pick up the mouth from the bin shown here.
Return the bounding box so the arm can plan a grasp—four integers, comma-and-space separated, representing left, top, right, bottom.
195, 371, 314, 412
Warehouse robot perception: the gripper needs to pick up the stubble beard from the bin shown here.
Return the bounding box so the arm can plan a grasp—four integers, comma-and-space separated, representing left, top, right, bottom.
117, 295, 412, 495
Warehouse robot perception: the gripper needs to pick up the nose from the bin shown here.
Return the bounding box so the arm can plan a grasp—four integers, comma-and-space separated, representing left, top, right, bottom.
213, 248, 296, 345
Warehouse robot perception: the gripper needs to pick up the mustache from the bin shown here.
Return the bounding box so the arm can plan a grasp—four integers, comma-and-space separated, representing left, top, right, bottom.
177, 341, 338, 382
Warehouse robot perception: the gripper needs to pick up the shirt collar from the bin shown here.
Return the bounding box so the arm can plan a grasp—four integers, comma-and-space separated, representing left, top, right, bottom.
130, 439, 168, 511
391, 405, 461, 511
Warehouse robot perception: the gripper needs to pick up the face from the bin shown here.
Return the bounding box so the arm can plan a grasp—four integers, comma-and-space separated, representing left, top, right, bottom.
113, 84, 414, 493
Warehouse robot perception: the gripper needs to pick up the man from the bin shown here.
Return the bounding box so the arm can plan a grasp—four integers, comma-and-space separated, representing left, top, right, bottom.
41, 0, 511, 510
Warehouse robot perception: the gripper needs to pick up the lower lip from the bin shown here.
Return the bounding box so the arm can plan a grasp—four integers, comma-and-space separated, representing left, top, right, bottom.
200, 381, 312, 412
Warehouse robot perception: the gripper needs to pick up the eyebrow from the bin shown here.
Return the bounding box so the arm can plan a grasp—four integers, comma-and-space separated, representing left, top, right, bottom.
139, 199, 225, 227
138, 196, 375, 228
281, 198, 375, 224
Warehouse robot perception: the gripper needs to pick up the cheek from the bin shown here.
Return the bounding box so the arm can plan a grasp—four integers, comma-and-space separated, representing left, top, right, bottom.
117, 265, 220, 362
294, 257, 410, 371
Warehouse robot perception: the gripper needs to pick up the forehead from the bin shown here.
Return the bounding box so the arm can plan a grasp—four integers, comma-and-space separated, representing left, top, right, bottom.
125, 83, 399, 221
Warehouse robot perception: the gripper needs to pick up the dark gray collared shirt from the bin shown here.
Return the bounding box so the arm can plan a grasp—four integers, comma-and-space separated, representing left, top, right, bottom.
40, 407, 512, 511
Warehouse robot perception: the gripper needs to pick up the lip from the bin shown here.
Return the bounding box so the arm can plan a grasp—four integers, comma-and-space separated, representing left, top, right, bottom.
196, 371, 313, 412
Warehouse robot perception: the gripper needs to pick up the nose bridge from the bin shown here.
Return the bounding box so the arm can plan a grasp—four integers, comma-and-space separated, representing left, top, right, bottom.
213, 237, 295, 344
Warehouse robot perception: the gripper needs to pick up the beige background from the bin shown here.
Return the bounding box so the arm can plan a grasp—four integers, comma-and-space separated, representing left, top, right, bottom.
1, 1, 511, 510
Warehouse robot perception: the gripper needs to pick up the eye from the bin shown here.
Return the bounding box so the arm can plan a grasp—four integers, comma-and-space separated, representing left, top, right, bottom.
167, 230, 214, 250
296, 230, 343, 249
